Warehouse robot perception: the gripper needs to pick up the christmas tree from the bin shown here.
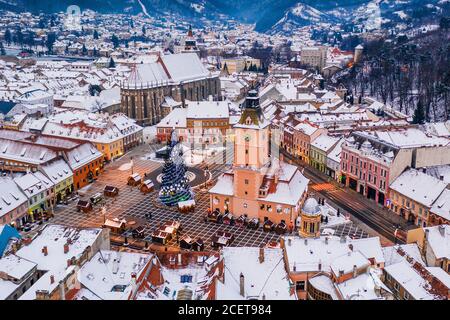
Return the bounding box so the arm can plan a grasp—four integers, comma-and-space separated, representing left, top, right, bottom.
158, 133, 193, 206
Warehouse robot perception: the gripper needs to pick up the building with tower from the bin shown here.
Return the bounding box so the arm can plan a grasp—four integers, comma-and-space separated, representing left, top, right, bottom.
299, 197, 322, 238
181, 25, 200, 56
208, 91, 309, 225
354, 44, 364, 64
120, 53, 220, 126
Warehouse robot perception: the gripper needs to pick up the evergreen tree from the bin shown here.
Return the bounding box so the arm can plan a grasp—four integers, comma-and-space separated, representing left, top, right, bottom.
159, 143, 193, 207
93, 30, 99, 40
15, 27, 24, 47
0, 42, 5, 56
46, 32, 56, 54
412, 100, 426, 124
108, 57, 116, 68
4, 29, 11, 45
82, 44, 87, 55
142, 25, 146, 35
111, 34, 119, 48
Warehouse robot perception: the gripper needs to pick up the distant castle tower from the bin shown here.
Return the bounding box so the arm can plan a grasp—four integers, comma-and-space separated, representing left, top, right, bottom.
299, 197, 322, 238
354, 44, 364, 64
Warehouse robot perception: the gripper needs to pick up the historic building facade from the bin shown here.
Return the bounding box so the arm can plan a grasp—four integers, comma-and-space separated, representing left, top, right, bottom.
209, 91, 309, 225
120, 53, 221, 126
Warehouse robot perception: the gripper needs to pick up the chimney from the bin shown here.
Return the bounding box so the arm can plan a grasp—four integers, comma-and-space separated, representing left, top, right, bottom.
178, 253, 182, 266
259, 246, 265, 264
239, 273, 245, 297
67, 259, 71, 268
304, 238, 308, 245
293, 263, 297, 272
422, 167, 427, 174
348, 244, 353, 251
63, 243, 69, 254
50, 275, 55, 284
352, 265, 357, 278
42, 246, 48, 256
440, 175, 444, 181
340, 235, 346, 243
59, 280, 66, 300
325, 237, 329, 245
288, 238, 292, 246
262, 293, 266, 300
318, 260, 322, 271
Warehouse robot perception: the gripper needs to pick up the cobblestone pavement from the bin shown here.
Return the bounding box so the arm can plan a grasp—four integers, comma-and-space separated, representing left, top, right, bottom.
48, 144, 369, 251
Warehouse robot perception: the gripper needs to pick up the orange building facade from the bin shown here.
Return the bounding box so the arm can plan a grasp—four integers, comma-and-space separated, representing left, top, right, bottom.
209, 92, 309, 225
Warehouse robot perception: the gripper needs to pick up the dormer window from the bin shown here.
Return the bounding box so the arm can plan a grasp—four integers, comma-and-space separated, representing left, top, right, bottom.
245, 117, 252, 125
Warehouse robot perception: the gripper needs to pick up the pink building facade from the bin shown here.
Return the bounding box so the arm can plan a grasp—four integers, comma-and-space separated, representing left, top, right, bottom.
340, 137, 393, 206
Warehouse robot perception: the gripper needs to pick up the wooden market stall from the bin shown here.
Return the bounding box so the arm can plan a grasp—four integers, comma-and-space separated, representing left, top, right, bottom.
127, 173, 142, 186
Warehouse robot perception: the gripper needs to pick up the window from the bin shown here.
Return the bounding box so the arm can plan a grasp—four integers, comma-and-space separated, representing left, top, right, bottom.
394, 282, 400, 292
244, 179, 249, 185
243, 203, 248, 208
404, 291, 410, 300
296, 281, 305, 291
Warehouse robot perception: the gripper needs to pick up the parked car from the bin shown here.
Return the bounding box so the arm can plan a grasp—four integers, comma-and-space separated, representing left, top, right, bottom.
90, 193, 103, 205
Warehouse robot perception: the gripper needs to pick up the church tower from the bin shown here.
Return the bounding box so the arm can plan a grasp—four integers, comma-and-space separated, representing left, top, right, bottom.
299, 197, 322, 238
232, 90, 270, 218
182, 25, 200, 56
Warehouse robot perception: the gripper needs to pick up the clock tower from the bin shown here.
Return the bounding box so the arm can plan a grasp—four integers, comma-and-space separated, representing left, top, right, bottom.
232, 90, 270, 217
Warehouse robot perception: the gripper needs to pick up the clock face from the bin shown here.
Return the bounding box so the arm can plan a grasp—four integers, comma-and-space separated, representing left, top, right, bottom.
244, 134, 251, 142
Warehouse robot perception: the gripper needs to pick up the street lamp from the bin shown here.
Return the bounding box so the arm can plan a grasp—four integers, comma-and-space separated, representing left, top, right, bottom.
204, 165, 210, 190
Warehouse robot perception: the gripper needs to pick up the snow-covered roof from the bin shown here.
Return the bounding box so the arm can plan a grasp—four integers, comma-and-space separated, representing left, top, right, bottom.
17, 224, 103, 300
0, 138, 58, 165
430, 189, 450, 221
424, 225, 450, 260
162, 53, 211, 83
358, 128, 449, 149
0, 254, 36, 281
390, 169, 447, 207
261, 168, 309, 206
78, 250, 152, 300
65, 143, 103, 171
330, 251, 369, 277
40, 159, 73, 185
0, 178, 28, 218
348, 237, 385, 265
284, 236, 351, 273
382, 244, 426, 267
384, 260, 447, 300
14, 172, 54, 198
208, 173, 234, 196
156, 108, 187, 129
336, 270, 389, 300
216, 247, 295, 300
308, 275, 339, 300
186, 100, 230, 119
311, 133, 339, 153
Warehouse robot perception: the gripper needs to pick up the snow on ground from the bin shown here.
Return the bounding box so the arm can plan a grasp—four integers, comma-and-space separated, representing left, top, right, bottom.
118, 161, 133, 171
143, 145, 225, 166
